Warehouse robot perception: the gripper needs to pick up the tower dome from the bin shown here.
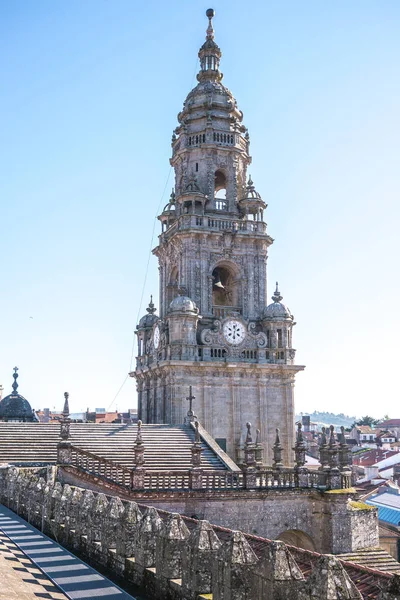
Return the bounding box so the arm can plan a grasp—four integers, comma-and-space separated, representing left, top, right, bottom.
169, 295, 198, 313
0, 367, 37, 422
263, 283, 293, 320
138, 296, 159, 329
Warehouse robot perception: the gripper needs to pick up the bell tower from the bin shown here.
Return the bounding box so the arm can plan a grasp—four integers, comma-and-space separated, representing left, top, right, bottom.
132, 10, 305, 465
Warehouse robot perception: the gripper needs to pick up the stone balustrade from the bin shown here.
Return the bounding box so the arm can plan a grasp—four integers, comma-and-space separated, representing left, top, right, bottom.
160, 213, 268, 244
0, 466, 397, 600
61, 443, 352, 493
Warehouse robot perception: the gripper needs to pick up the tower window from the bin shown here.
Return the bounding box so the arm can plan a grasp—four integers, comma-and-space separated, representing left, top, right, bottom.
214, 170, 227, 209
212, 265, 239, 308
277, 329, 283, 347
196, 162, 199, 172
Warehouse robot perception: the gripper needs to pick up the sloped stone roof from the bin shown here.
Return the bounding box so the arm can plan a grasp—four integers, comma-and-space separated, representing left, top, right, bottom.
0, 422, 231, 471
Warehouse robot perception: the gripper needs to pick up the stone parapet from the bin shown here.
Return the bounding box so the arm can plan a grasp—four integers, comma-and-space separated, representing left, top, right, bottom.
0, 466, 397, 600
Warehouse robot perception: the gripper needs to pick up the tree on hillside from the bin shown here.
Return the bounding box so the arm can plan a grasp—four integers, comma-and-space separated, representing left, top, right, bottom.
351, 415, 379, 428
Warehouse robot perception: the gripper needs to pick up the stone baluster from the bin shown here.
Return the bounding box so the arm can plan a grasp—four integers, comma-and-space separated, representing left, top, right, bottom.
134, 506, 163, 584
131, 420, 146, 489
254, 540, 305, 598
272, 428, 283, 470
327, 425, 341, 490
306, 555, 362, 599
115, 501, 142, 576
338, 426, 352, 488
243, 422, 257, 488
189, 421, 204, 489
182, 520, 221, 599
293, 422, 308, 487
155, 513, 190, 594
212, 530, 260, 599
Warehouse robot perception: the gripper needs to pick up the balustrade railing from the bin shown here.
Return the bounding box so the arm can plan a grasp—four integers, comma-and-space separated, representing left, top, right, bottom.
70, 446, 132, 490
161, 214, 268, 243
67, 445, 336, 492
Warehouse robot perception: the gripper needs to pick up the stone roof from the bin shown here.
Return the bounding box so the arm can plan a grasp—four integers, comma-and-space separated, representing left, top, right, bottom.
0, 368, 36, 423
0, 422, 232, 471
169, 295, 198, 313
263, 283, 293, 321
0, 393, 35, 421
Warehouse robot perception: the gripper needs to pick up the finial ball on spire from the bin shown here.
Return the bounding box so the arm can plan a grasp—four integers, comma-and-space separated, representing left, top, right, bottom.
206, 8, 215, 18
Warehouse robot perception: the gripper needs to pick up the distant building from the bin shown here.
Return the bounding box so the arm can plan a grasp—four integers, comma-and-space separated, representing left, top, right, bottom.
377, 419, 400, 439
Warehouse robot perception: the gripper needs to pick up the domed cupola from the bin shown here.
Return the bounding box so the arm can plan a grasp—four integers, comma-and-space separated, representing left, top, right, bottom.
167, 295, 200, 352
137, 296, 159, 330
0, 367, 37, 422
169, 295, 198, 314
239, 176, 267, 222
263, 283, 293, 321
158, 190, 177, 232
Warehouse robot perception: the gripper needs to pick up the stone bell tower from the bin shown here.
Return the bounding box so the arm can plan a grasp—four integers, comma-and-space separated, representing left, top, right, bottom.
132, 10, 304, 465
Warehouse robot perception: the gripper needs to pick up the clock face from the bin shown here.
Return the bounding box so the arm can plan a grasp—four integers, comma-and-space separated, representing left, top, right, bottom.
223, 319, 246, 345
153, 325, 160, 349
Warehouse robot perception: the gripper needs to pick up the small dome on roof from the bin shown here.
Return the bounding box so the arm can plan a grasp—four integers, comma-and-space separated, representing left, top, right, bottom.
263, 283, 293, 320
161, 189, 176, 215
169, 295, 198, 313
138, 296, 159, 329
0, 368, 37, 422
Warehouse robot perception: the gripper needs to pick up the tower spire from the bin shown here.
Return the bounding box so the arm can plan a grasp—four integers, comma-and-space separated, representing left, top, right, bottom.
198, 9, 222, 82
206, 8, 215, 39
272, 282, 283, 303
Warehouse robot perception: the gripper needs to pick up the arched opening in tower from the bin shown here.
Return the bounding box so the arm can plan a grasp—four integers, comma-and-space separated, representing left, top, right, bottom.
214, 169, 227, 210
277, 530, 317, 552
212, 265, 239, 309
167, 267, 179, 306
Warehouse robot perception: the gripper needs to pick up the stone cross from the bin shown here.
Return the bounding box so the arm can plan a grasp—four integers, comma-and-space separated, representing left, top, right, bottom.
186, 386, 195, 420
12, 366, 19, 393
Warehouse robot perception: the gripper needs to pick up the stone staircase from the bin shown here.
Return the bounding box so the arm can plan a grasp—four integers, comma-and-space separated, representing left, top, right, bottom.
0, 422, 228, 471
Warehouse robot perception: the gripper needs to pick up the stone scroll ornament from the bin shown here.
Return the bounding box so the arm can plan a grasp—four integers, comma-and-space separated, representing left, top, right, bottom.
200, 319, 268, 352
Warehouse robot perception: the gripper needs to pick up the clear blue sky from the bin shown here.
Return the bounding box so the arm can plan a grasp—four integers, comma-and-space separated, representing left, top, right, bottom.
1, 1, 399, 419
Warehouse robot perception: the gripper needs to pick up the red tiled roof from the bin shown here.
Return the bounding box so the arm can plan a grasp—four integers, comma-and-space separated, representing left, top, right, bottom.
378, 420, 400, 427
353, 450, 398, 467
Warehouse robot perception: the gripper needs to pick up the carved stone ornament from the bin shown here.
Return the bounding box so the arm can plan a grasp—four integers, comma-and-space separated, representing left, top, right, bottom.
200, 317, 267, 350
